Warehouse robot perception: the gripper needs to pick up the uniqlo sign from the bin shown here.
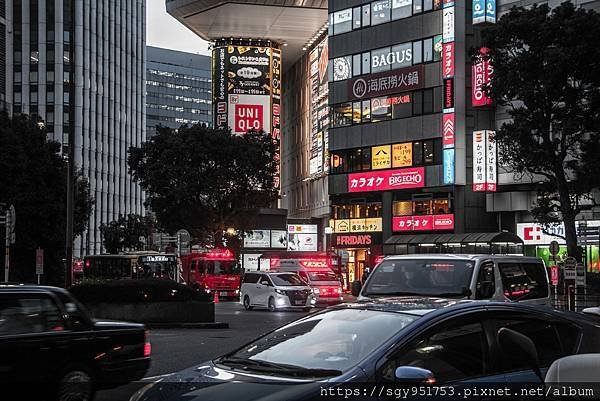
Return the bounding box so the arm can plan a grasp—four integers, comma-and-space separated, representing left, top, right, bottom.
228, 94, 270, 135
393, 214, 455, 232
442, 42, 455, 78
235, 104, 263, 132
348, 167, 425, 193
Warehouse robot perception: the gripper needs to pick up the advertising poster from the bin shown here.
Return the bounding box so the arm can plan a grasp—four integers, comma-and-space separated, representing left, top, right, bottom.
309, 38, 329, 178
243, 230, 271, 248
372, 145, 392, 170
392, 143, 413, 168
228, 94, 271, 135
472, 48, 493, 107
348, 167, 425, 193
242, 254, 271, 271
270, 230, 288, 249
227, 46, 271, 95
472, 131, 486, 191
213, 47, 228, 129
443, 78, 455, 112
473, 0, 486, 24
486, 0, 496, 23
287, 224, 318, 252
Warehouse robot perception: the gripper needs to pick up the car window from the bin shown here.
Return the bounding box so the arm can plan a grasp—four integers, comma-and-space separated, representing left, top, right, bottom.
475, 261, 495, 299
0, 295, 65, 335
243, 273, 259, 284
495, 318, 580, 370
498, 262, 548, 301
270, 274, 306, 286
381, 320, 488, 383
308, 271, 338, 282
260, 274, 273, 286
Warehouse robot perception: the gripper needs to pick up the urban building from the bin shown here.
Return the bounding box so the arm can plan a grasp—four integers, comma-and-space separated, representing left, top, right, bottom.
0, 0, 5, 110
146, 46, 211, 135
4, 0, 147, 256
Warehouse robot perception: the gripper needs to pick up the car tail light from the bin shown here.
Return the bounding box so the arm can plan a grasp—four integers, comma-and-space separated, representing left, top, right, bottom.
144, 330, 152, 357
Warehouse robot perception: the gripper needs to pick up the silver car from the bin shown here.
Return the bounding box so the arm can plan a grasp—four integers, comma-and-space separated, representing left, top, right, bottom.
240, 272, 316, 311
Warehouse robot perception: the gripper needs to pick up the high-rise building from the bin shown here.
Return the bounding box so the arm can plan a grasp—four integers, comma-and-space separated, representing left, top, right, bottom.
146, 46, 211, 135
0, 0, 6, 109
4, 0, 147, 256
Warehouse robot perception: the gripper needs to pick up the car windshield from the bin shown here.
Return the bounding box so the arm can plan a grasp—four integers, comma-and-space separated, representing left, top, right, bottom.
270, 274, 305, 286
308, 271, 338, 281
224, 309, 416, 373
362, 259, 474, 297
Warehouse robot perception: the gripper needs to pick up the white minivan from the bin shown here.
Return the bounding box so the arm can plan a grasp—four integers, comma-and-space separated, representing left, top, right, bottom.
353, 254, 551, 306
240, 272, 316, 312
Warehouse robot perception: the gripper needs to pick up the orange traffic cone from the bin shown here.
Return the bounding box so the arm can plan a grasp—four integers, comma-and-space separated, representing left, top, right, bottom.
213, 290, 220, 303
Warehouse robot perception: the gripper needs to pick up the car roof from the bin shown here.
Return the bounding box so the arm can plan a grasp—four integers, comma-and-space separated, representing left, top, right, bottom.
0, 284, 70, 295
381, 254, 542, 262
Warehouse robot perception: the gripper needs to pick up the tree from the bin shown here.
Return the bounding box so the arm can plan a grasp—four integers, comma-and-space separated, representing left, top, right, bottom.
100, 214, 156, 254
479, 2, 600, 260
128, 125, 278, 246
0, 112, 94, 285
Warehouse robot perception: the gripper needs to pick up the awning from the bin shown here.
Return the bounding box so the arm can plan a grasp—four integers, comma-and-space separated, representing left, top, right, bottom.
385, 232, 524, 245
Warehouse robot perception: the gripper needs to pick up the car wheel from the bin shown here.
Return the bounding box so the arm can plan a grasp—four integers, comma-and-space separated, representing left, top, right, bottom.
268, 297, 276, 312
243, 295, 253, 310
57, 366, 94, 401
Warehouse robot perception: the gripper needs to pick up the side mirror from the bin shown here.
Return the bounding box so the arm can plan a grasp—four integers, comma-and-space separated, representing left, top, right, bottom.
395, 366, 435, 384
582, 307, 600, 318
351, 280, 362, 297
498, 327, 543, 382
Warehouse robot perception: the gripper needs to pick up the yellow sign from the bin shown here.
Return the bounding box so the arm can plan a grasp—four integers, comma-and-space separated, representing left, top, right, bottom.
332, 218, 382, 233
372, 145, 391, 170
392, 143, 412, 168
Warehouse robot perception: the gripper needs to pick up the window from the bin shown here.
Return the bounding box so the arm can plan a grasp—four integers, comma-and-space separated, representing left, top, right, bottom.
423, 139, 435, 164
63, 92, 70, 105
47, 71, 55, 82
64, 71, 70, 84
371, 47, 392, 73
190, 260, 197, 272
332, 103, 352, 127
433, 35, 443, 61
362, 100, 371, 123
353, 7, 362, 29
332, 8, 352, 34
362, 5, 371, 27
243, 273, 259, 284
413, 90, 423, 115
371, 0, 391, 25
14, 92, 22, 104
47, 50, 55, 63
391, 93, 412, 119
392, 0, 412, 20
413, 0, 423, 13
30, 91, 38, 104
259, 274, 272, 286
475, 262, 495, 299
333, 56, 352, 81
361, 148, 372, 171
371, 96, 392, 122
14, 72, 21, 83
498, 263, 549, 301
423, 37, 433, 62
30, 51, 39, 64
362, 52, 371, 75
352, 54, 362, 77
424, 0, 433, 11
63, 51, 70, 64
433, 199, 449, 214
413, 40, 423, 64
380, 320, 488, 383
413, 141, 423, 165
0, 295, 65, 335
29, 71, 38, 82
393, 201, 413, 216
391, 42, 413, 70
423, 88, 434, 114
14, 51, 22, 65
352, 102, 362, 124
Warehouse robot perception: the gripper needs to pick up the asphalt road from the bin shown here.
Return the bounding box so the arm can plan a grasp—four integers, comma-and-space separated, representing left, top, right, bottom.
95, 301, 315, 401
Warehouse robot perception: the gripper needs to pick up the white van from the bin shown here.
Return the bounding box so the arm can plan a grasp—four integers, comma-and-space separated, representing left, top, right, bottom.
353, 254, 551, 306
240, 272, 316, 311
270, 264, 343, 305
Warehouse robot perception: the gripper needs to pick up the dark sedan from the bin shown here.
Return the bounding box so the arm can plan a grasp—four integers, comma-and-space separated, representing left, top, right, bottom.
131, 298, 600, 401
0, 284, 151, 401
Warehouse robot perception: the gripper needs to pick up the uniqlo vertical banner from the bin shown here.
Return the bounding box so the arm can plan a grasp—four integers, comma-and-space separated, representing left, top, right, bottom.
472, 130, 497, 192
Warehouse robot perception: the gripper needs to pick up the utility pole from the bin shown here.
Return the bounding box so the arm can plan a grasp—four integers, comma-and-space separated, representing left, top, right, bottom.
64, 144, 75, 288
2, 205, 15, 282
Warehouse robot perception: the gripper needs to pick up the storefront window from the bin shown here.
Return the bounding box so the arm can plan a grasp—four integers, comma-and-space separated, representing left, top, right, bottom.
392, 0, 412, 20
393, 201, 413, 216
371, 96, 392, 123
353, 102, 362, 124
414, 200, 432, 215
433, 199, 449, 214
371, 0, 392, 25
333, 103, 352, 127
332, 9, 353, 34
333, 203, 383, 219
362, 100, 371, 123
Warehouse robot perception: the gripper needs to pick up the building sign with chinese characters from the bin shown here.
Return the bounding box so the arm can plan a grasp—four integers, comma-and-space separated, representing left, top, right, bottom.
393, 214, 455, 232
472, 130, 497, 192
309, 38, 329, 177
348, 65, 424, 100
472, 47, 493, 107
442, 42, 455, 78
372, 145, 391, 170
331, 218, 383, 233
442, 7, 455, 43
348, 167, 425, 193
392, 143, 412, 168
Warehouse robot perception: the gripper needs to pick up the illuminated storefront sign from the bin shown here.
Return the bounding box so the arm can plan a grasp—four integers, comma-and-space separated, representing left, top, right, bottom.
392, 143, 412, 168
443, 78, 454, 112
393, 214, 455, 232
372, 145, 392, 170
442, 7, 455, 43
349, 65, 424, 100
443, 113, 455, 148
472, 130, 497, 192
331, 218, 383, 233
334, 234, 375, 247
443, 148, 455, 185
309, 38, 329, 177
442, 42, 455, 78
517, 221, 600, 245
472, 48, 493, 107
473, 0, 496, 24
348, 167, 425, 193
441, 1, 456, 187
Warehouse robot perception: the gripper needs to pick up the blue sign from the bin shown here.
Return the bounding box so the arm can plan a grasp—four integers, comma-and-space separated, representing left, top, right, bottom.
472, 0, 486, 24
443, 148, 455, 185
485, 0, 496, 23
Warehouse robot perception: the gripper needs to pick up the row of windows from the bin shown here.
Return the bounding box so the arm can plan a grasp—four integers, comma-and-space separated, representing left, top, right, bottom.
330, 0, 443, 36
14, 91, 70, 105
331, 36, 442, 82
330, 138, 442, 174
14, 50, 70, 65
331, 87, 443, 129
331, 196, 451, 219
15, 71, 71, 83
146, 115, 209, 125
332, 203, 383, 219
146, 103, 210, 115
146, 91, 210, 104
146, 80, 210, 94
147, 69, 211, 83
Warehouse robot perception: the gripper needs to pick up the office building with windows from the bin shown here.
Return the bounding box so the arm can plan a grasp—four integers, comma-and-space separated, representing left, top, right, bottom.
146, 46, 211, 135
4, 0, 147, 256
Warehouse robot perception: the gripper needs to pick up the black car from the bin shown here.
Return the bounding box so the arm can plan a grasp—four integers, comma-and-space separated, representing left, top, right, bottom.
131, 299, 600, 401
0, 284, 151, 401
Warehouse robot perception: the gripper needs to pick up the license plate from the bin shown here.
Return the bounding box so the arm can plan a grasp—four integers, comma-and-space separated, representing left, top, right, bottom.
294, 300, 304, 305
220, 292, 228, 297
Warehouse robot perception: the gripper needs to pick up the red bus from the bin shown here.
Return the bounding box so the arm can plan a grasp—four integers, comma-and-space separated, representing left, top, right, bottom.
181, 248, 242, 299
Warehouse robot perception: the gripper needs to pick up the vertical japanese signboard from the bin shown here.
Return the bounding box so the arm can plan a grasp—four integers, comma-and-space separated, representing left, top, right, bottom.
473, 0, 496, 24
472, 47, 493, 107
472, 130, 497, 192
309, 38, 329, 177
442, 2, 455, 185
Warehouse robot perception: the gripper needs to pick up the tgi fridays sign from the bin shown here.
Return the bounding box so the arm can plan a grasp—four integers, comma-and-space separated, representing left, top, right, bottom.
349, 65, 424, 101
348, 167, 425, 193
472, 130, 497, 192
472, 47, 493, 107
441, 1, 455, 185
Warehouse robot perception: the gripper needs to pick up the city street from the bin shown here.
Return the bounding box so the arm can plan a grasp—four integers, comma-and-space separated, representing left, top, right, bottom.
95, 302, 315, 401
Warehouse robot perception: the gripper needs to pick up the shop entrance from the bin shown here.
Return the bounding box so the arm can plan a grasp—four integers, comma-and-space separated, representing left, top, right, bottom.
346, 248, 369, 285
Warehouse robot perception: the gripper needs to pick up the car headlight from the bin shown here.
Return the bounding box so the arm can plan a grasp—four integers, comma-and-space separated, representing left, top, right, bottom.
275, 288, 285, 295
129, 382, 156, 401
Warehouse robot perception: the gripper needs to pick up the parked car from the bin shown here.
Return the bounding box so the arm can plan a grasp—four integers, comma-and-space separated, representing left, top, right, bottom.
352, 254, 551, 305
0, 284, 151, 401
240, 272, 316, 311
269, 262, 343, 305
130, 300, 600, 401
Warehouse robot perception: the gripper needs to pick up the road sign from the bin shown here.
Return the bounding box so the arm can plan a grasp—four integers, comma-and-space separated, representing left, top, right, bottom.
35, 248, 44, 275
564, 257, 577, 280
549, 240, 560, 256
550, 265, 559, 286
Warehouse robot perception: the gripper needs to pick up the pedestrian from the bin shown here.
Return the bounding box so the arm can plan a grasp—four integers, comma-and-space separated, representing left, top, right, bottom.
362, 266, 371, 283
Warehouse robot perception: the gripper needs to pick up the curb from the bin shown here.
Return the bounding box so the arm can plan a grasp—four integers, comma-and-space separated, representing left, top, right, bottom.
146, 322, 229, 329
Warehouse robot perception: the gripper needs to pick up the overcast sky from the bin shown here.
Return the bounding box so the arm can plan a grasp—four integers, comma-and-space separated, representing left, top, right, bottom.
146, 1, 211, 55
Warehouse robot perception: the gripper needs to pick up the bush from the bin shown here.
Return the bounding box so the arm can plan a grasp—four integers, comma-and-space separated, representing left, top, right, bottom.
69, 279, 212, 304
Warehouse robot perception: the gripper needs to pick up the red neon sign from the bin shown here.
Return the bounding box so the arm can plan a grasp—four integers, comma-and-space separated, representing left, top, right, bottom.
393, 214, 455, 232
442, 42, 455, 78
472, 47, 493, 107
348, 167, 425, 193
234, 104, 264, 132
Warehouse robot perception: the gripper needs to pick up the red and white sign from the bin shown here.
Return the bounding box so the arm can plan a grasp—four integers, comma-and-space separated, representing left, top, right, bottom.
348, 167, 425, 193
393, 214, 455, 232
472, 48, 493, 107
550, 265, 559, 286
228, 94, 270, 135
442, 42, 455, 78
472, 130, 497, 192
486, 130, 497, 191
443, 113, 455, 148
335, 234, 373, 246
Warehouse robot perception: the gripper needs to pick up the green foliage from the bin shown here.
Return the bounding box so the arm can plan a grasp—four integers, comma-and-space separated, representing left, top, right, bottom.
479, 3, 600, 260
0, 112, 94, 285
100, 214, 156, 254
69, 279, 212, 304
128, 125, 278, 246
